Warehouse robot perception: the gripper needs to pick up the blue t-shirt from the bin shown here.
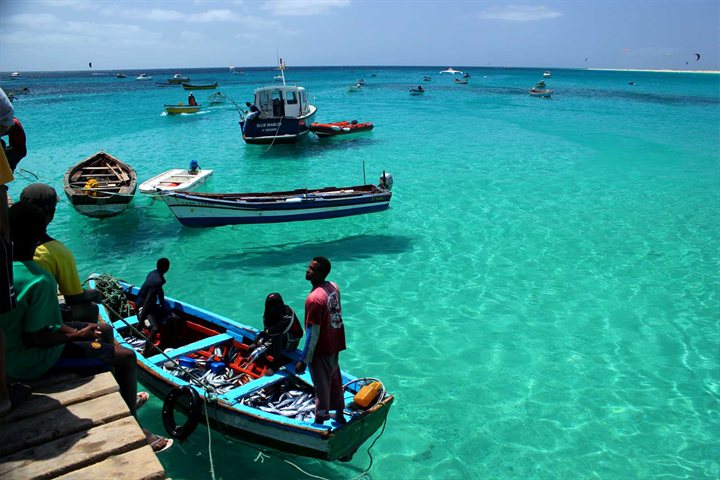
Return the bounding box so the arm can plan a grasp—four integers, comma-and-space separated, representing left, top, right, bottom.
0, 260, 64, 379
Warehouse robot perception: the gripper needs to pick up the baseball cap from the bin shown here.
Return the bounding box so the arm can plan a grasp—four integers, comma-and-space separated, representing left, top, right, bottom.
20, 183, 59, 210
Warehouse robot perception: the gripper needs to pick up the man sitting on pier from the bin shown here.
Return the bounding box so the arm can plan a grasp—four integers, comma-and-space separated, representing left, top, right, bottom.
20, 183, 103, 323
0, 202, 172, 452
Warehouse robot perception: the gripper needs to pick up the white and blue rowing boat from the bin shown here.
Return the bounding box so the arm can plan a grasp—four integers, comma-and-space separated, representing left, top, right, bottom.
158, 173, 393, 228
93, 276, 394, 462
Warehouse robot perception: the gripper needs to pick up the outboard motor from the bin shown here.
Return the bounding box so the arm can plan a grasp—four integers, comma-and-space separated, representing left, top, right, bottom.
379, 171, 393, 191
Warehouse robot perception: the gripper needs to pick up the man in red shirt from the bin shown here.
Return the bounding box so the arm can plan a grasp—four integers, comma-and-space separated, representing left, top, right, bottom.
296, 256, 347, 425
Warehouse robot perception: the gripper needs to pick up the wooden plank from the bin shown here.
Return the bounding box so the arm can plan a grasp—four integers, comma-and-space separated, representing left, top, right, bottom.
0, 416, 150, 479
1, 372, 119, 425
0, 391, 130, 456
53, 447, 165, 480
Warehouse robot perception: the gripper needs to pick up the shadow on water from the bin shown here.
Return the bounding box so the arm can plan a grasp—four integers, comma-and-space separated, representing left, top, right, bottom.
197, 233, 414, 271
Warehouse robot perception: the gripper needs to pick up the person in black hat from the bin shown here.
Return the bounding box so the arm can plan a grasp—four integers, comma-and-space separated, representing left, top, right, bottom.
20, 183, 102, 323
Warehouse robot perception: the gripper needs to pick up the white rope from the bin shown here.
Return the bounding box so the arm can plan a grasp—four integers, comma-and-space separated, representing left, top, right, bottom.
203, 395, 217, 480
281, 459, 330, 480
264, 115, 285, 152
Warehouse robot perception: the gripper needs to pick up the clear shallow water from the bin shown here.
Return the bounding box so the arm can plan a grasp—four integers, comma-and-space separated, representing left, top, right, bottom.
3, 67, 719, 479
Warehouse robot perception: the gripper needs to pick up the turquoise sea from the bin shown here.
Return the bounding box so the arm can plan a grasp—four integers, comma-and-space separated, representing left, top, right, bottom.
2, 66, 719, 479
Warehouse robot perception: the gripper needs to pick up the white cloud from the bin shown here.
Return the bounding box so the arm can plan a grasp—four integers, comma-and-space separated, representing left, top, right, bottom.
40, 0, 99, 11
478, 5, 562, 22
6, 13, 60, 29
262, 0, 350, 16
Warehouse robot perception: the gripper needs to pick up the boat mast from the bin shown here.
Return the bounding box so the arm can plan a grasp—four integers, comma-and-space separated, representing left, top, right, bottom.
277, 49, 286, 86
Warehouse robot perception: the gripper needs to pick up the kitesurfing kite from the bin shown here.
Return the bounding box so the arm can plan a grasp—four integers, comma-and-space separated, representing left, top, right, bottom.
89, 62, 92, 68
694, 53, 701, 61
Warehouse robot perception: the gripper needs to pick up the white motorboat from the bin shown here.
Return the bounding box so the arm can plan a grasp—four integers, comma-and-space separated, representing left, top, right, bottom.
543, 71, 552, 78
136, 73, 152, 81
347, 83, 363, 92
139, 168, 214, 194
440, 67, 463, 74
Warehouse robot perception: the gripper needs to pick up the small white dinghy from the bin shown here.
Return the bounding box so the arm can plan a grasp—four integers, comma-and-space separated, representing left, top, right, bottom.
140, 161, 213, 194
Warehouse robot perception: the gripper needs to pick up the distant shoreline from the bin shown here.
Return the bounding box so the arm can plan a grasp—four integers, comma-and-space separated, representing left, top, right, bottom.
587, 68, 720, 74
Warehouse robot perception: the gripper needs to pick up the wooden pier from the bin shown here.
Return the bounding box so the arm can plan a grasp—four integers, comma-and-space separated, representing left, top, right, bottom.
0, 372, 166, 480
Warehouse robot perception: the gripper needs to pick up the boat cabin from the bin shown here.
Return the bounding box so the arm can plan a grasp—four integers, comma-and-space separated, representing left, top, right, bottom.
253, 85, 312, 119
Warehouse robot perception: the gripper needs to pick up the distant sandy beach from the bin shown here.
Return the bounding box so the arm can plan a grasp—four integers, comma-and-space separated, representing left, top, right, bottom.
587, 68, 720, 74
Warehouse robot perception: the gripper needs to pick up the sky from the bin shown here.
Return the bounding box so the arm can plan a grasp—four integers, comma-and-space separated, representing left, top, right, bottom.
0, 0, 718, 72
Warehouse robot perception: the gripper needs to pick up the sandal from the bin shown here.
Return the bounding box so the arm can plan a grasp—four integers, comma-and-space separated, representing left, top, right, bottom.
148, 433, 173, 453
135, 391, 149, 410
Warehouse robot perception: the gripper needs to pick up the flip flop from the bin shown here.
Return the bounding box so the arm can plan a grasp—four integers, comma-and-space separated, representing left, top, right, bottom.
135, 391, 149, 410
149, 435, 173, 454
0, 383, 31, 418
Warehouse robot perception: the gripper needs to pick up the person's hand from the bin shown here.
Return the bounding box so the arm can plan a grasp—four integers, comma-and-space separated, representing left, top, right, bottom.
295, 361, 306, 374
74, 324, 101, 340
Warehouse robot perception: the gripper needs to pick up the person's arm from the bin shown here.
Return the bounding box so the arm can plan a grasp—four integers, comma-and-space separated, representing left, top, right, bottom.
295, 324, 318, 373
24, 323, 100, 347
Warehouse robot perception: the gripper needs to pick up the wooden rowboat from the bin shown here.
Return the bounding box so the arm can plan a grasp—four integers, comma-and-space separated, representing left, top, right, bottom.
62, 151, 137, 218
182, 82, 218, 90
92, 276, 394, 462
158, 173, 393, 228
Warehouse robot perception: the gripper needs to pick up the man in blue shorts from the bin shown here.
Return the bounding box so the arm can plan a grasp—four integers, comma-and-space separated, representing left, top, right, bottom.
0, 202, 172, 451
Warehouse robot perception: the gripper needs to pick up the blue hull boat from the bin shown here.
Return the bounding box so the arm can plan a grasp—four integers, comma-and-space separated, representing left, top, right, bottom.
93, 276, 394, 461
158, 173, 393, 228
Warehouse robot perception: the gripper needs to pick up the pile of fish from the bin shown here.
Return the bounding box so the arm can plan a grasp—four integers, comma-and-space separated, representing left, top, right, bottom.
241, 380, 317, 422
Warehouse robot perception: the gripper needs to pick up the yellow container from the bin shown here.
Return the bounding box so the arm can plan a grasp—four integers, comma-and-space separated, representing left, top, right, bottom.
353, 381, 382, 409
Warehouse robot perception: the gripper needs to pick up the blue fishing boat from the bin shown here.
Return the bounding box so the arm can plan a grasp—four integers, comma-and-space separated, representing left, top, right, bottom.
158, 173, 393, 228
92, 276, 394, 462
239, 58, 317, 144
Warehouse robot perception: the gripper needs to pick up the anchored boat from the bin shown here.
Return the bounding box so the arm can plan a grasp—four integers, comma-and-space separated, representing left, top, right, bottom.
164, 103, 201, 114
62, 151, 137, 218
239, 57, 317, 144
182, 82, 218, 90
92, 276, 394, 461
310, 120, 374, 138
139, 168, 213, 194
158, 173, 393, 227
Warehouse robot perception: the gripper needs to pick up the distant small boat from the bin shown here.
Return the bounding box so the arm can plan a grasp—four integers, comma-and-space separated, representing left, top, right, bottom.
347, 83, 363, 92
440, 67, 463, 74
136, 74, 152, 81
356, 79, 366, 86
208, 92, 228, 105
159, 173, 393, 227
310, 120, 374, 138
529, 89, 553, 98
463, 73, 471, 78
423, 76, 432, 82
168, 74, 190, 84
534, 80, 546, 89
164, 104, 201, 114
454, 78, 468, 84
139, 168, 214, 194
8, 72, 20, 79
274, 75, 284, 82
409, 87, 425, 95
63, 151, 137, 218
115, 73, 127, 78
543, 71, 552, 78
182, 82, 218, 90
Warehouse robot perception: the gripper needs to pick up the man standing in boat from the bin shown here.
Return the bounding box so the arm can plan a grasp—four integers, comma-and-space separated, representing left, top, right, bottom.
187, 92, 197, 106
296, 256, 347, 425
136, 258, 181, 357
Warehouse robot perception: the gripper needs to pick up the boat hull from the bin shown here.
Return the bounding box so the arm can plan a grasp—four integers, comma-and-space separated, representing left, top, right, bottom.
164, 105, 201, 114
160, 186, 391, 227
241, 110, 317, 144
182, 83, 218, 90
310, 121, 374, 138
62, 151, 137, 219
94, 280, 394, 461
139, 169, 214, 194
